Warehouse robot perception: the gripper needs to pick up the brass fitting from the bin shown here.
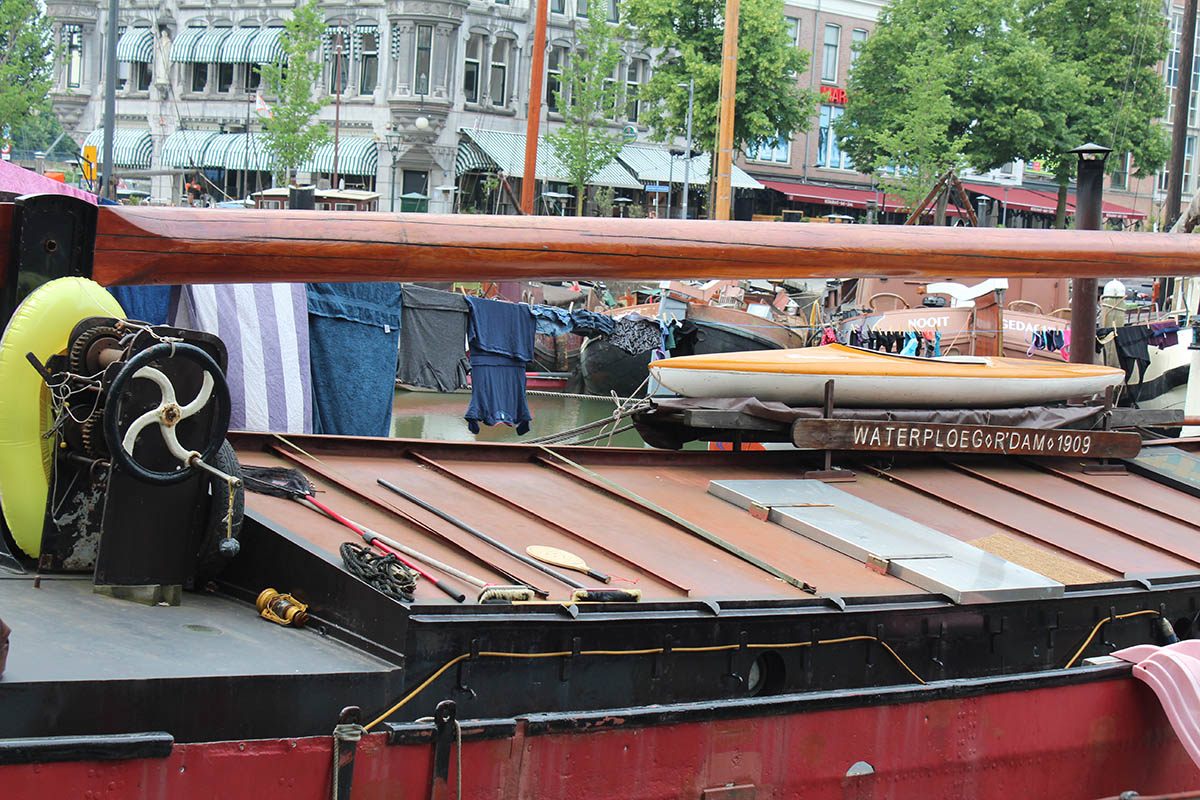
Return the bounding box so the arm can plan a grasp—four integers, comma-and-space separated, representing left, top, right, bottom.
256, 587, 309, 627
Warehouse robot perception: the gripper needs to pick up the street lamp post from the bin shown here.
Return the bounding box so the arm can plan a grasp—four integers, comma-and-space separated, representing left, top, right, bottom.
386, 130, 403, 212
1068, 142, 1112, 365
679, 79, 694, 220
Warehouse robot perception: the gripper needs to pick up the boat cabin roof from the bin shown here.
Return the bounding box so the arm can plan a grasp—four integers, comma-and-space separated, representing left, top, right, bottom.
234, 433, 1200, 607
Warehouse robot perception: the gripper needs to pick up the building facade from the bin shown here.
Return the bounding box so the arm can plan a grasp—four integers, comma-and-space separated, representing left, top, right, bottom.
45, 0, 676, 210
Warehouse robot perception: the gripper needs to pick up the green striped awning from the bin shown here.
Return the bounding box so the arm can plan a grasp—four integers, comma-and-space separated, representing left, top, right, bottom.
458, 128, 642, 189
170, 27, 206, 62
322, 26, 351, 60
192, 28, 232, 63
246, 27, 286, 64
455, 139, 497, 175
219, 27, 260, 64
160, 129, 222, 168
116, 27, 154, 63
303, 137, 379, 176
205, 133, 273, 171
82, 128, 154, 169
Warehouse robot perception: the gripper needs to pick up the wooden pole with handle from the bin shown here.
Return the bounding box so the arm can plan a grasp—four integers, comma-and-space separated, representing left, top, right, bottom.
714, 0, 740, 220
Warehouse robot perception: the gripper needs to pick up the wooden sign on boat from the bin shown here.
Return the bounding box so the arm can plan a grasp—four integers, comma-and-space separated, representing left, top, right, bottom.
792, 418, 1142, 459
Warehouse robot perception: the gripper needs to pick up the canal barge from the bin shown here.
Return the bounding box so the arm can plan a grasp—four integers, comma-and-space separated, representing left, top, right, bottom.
6, 198, 1200, 798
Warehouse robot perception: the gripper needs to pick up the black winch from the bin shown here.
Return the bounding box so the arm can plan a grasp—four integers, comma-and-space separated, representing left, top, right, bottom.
32, 316, 243, 604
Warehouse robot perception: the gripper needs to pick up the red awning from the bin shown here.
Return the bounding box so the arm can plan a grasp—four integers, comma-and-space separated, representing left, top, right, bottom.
961, 182, 1060, 215
760, 179, 909, 212
963, 181, 1147, 221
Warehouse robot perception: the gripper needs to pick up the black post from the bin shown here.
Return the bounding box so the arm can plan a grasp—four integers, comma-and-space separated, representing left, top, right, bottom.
1168, 0, 1199, 228
1069, 143, 1112, 365
289, 185, 315, 211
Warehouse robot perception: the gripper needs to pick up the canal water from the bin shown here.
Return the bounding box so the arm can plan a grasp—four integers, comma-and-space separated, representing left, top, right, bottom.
391, 389, 653, 447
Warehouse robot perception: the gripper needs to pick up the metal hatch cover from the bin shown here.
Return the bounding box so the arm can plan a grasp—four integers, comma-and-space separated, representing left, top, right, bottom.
708, 479, 1063, 604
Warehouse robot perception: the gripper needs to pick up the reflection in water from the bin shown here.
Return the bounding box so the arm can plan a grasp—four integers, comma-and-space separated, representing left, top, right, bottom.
391, 389, 652, 447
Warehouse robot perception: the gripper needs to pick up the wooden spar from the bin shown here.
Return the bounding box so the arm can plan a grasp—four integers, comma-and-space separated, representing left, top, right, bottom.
521, 0, 550, 215
714, 0, 740, 220
85, 205, 1200, 285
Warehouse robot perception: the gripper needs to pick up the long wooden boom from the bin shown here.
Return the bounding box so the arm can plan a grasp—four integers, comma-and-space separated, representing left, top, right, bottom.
82, 206, 1200, 284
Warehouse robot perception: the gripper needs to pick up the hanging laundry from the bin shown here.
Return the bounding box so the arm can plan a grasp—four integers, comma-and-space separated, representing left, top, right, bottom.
569, 309, 616, 338
530, 305, 573, 336
307, 282, 402, 438
464, 296, 535, 435
1149, 320, 1181, 349
398, 285, 469, 391
171, 283, 313, 433
109, 285, 173, 325
610, 314, 665, 355
900, 332, 920, 356
1096, 326, 1152, 385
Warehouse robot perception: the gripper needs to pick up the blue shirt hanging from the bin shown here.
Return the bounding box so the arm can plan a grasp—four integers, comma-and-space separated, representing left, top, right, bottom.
464, 296, 534, 435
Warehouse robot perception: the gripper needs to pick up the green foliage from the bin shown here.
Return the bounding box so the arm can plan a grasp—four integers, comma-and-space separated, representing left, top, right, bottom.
259, 0, 328, 181
840, 0, 1068, 179
840, 0, 1168, 222
8, 101, 71, 156
546, 0, 626, 216
0, 0, 54, 132
623, 0, 816, 154
865, 45, 969, 214
1022, 0, 1169, 181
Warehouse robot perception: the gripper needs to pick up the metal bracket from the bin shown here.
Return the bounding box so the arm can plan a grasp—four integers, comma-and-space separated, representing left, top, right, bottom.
429, 700, 457, 800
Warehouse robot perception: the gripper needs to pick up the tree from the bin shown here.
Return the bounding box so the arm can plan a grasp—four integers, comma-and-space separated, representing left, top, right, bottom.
259, 0, 328, 183
1022, 0, 1169, 225
546, 0, 626, 216
623, 0, 816, 215
840, 0, 1070, 211
0, 0, 53, 136
863, 44, 969, 218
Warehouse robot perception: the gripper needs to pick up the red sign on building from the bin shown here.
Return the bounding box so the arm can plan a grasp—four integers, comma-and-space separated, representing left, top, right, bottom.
820, 86, 848, 105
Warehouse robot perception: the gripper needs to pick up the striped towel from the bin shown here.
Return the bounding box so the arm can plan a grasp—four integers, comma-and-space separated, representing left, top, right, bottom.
171, 284, 313, 433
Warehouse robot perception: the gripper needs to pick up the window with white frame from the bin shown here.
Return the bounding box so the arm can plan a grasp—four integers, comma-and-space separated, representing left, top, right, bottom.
191, 63, 207, 92
359, 27, 379, 94
746, 134, 790, 164
822, 24, 840, 83
577, 0, 588, 15
464, 33, 483, 104
63, 24, 84, 88
490, 38, 510, 107
1111, 152, 1131, 190
608, 0, 619, 22
850, 28, 867, 67
785, 17, 800, 47
1187, 135, 1197, 195
547, 45, 567, 111
414, 25, 432, 96
625, 58, 645, 122
604, 64, 619, 119
816, 105, 851, 169
552, 0, 566, 12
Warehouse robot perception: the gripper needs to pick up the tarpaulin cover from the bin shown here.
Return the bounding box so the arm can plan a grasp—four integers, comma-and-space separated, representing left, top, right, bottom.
0, 160, 97, 204
635, 396, 1104, 449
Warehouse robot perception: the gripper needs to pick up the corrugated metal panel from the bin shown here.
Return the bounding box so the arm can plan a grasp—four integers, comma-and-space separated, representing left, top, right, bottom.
708, 479, 1063, 604
115, 27, 154, 63
81, 128, 154, 169
460, 128, 641, 190
617, 143, 762, 190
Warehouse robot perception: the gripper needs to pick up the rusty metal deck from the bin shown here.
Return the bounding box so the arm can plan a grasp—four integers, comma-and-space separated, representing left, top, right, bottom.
230, 435, 1200, 605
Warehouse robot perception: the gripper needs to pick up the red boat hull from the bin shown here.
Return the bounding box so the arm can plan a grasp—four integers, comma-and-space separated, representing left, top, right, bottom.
6, 670, 1197, 800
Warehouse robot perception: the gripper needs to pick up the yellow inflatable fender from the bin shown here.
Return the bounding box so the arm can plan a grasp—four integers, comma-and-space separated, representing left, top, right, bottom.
0, 278, 125, 557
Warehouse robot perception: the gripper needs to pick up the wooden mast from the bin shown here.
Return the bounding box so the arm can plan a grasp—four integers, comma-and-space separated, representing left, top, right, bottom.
80, 205, 1200, 286
713, 0, 740, 220
521, 0, 551, 215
